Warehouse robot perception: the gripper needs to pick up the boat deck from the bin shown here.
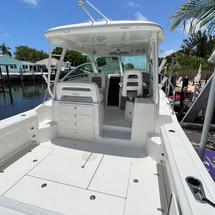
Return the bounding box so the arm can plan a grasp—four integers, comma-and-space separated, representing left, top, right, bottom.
0, 138, 164, 215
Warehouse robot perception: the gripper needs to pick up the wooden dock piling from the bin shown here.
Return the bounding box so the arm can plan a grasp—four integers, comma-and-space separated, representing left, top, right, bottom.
0, 67, 5, 95
6, 65, 13, 104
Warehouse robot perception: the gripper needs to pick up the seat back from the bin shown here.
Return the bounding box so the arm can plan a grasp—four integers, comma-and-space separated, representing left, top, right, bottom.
56, 82, 101, 103
122, 70, 143, 98
88, 73, 106, 90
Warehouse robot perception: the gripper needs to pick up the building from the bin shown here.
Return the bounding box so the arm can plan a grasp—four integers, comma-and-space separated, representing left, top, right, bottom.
0, 55, 22, 74
0, 55, 42, 74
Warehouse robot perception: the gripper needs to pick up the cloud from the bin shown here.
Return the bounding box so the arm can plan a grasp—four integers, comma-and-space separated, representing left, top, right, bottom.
22, 0, 39, 6
134, 12, 147, 21
127, 1, 140, 8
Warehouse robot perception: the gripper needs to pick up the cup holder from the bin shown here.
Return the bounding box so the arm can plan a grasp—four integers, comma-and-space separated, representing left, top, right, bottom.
186, 177, 201, 186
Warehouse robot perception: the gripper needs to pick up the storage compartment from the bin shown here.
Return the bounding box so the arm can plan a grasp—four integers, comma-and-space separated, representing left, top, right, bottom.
53, 102, 95, 141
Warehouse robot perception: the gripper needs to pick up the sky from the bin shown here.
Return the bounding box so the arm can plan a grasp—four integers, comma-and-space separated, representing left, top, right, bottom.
0, 0, 189, 58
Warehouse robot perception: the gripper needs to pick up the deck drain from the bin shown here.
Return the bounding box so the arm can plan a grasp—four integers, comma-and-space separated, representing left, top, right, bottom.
41, 183, 47, 188
90, 195, 96, 200
33, 159, 38, 162
133, 179, 139, 183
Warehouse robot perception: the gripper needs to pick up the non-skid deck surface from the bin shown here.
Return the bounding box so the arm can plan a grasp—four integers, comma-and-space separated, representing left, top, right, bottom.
0, 139, 163, 215
104, 108, 132, 128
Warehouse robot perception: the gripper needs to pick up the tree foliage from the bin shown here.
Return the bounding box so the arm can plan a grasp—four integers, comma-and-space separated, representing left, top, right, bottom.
180, 30, 215, 58
0, 43, 12, 57
168, 0, 215, 75
177, 52, 209, 69
163, 51, 211, 76
170, 0, 215, 35
96, 57, 106, 67
14, 45, 48, 62
162, 30, 215, 74
52, 47, 88, 66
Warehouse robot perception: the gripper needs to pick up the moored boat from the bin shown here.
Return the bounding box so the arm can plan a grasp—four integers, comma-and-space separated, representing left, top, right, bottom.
0, 15, 215, 215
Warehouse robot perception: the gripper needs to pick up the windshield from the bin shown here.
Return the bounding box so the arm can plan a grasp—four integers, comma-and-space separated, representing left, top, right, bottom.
62, 55, 150, 83
62, 63, 93, 81
59, 54, 153, 99
93, 55, 148, 75
93, 56, 121, 74
121, 55, 147, 72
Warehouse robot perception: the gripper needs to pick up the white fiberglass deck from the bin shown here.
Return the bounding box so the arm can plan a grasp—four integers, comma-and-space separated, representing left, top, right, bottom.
0, 138, 163, 215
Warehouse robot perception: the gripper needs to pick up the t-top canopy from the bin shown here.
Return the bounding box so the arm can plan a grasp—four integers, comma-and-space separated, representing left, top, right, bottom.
45, 20, 165, 56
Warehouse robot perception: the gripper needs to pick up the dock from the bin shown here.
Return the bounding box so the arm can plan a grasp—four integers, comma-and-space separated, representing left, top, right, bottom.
0, 72, 46, 82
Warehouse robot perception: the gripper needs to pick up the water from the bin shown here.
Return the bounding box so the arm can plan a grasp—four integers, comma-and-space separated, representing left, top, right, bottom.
0, 82, 50, 120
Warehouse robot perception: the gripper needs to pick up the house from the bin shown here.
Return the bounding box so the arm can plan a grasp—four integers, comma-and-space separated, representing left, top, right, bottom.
0, 55, 22, 74
21, 61, 42, 73
0, 55, 42, 74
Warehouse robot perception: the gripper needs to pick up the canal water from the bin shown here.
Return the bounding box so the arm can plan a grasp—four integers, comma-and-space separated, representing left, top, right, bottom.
0, 82, 50, 120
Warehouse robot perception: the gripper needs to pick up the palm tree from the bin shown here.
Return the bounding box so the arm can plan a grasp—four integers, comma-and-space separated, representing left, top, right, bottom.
0, 43, 12, 57
181, 30, 215, 58
170, 0, 215, 35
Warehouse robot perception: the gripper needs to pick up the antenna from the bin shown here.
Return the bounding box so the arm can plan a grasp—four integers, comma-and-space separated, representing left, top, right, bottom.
79, 1, 95, 23
78, 0, 110, 24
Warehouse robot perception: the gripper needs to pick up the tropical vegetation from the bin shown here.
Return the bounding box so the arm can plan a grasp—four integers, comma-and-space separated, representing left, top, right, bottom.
52, 47, 88, 66
180, 30, 215, 59
0, 44, 88, 66
163, 30, 215, 74
170, 0, 215, 35
0, 43, 12, 57
14, 45, 48, 62
167, 0, 215, 74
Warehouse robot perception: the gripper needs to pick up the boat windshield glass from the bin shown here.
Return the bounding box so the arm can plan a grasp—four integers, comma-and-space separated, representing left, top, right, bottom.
93, 56, 121, 74
61, 54, 150, 82
61, 63, 94, 81
93, 55, 148, 75
121, 55, 147, 73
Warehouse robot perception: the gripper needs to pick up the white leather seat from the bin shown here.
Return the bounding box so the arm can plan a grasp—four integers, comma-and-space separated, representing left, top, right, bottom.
56, 82, 102, 102
88, 73, 106, 88
121, 70, 143, 98
88, 73, 107, 105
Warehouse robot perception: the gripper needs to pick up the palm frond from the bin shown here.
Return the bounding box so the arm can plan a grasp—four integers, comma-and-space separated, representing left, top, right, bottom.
170, 0, 215, 34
